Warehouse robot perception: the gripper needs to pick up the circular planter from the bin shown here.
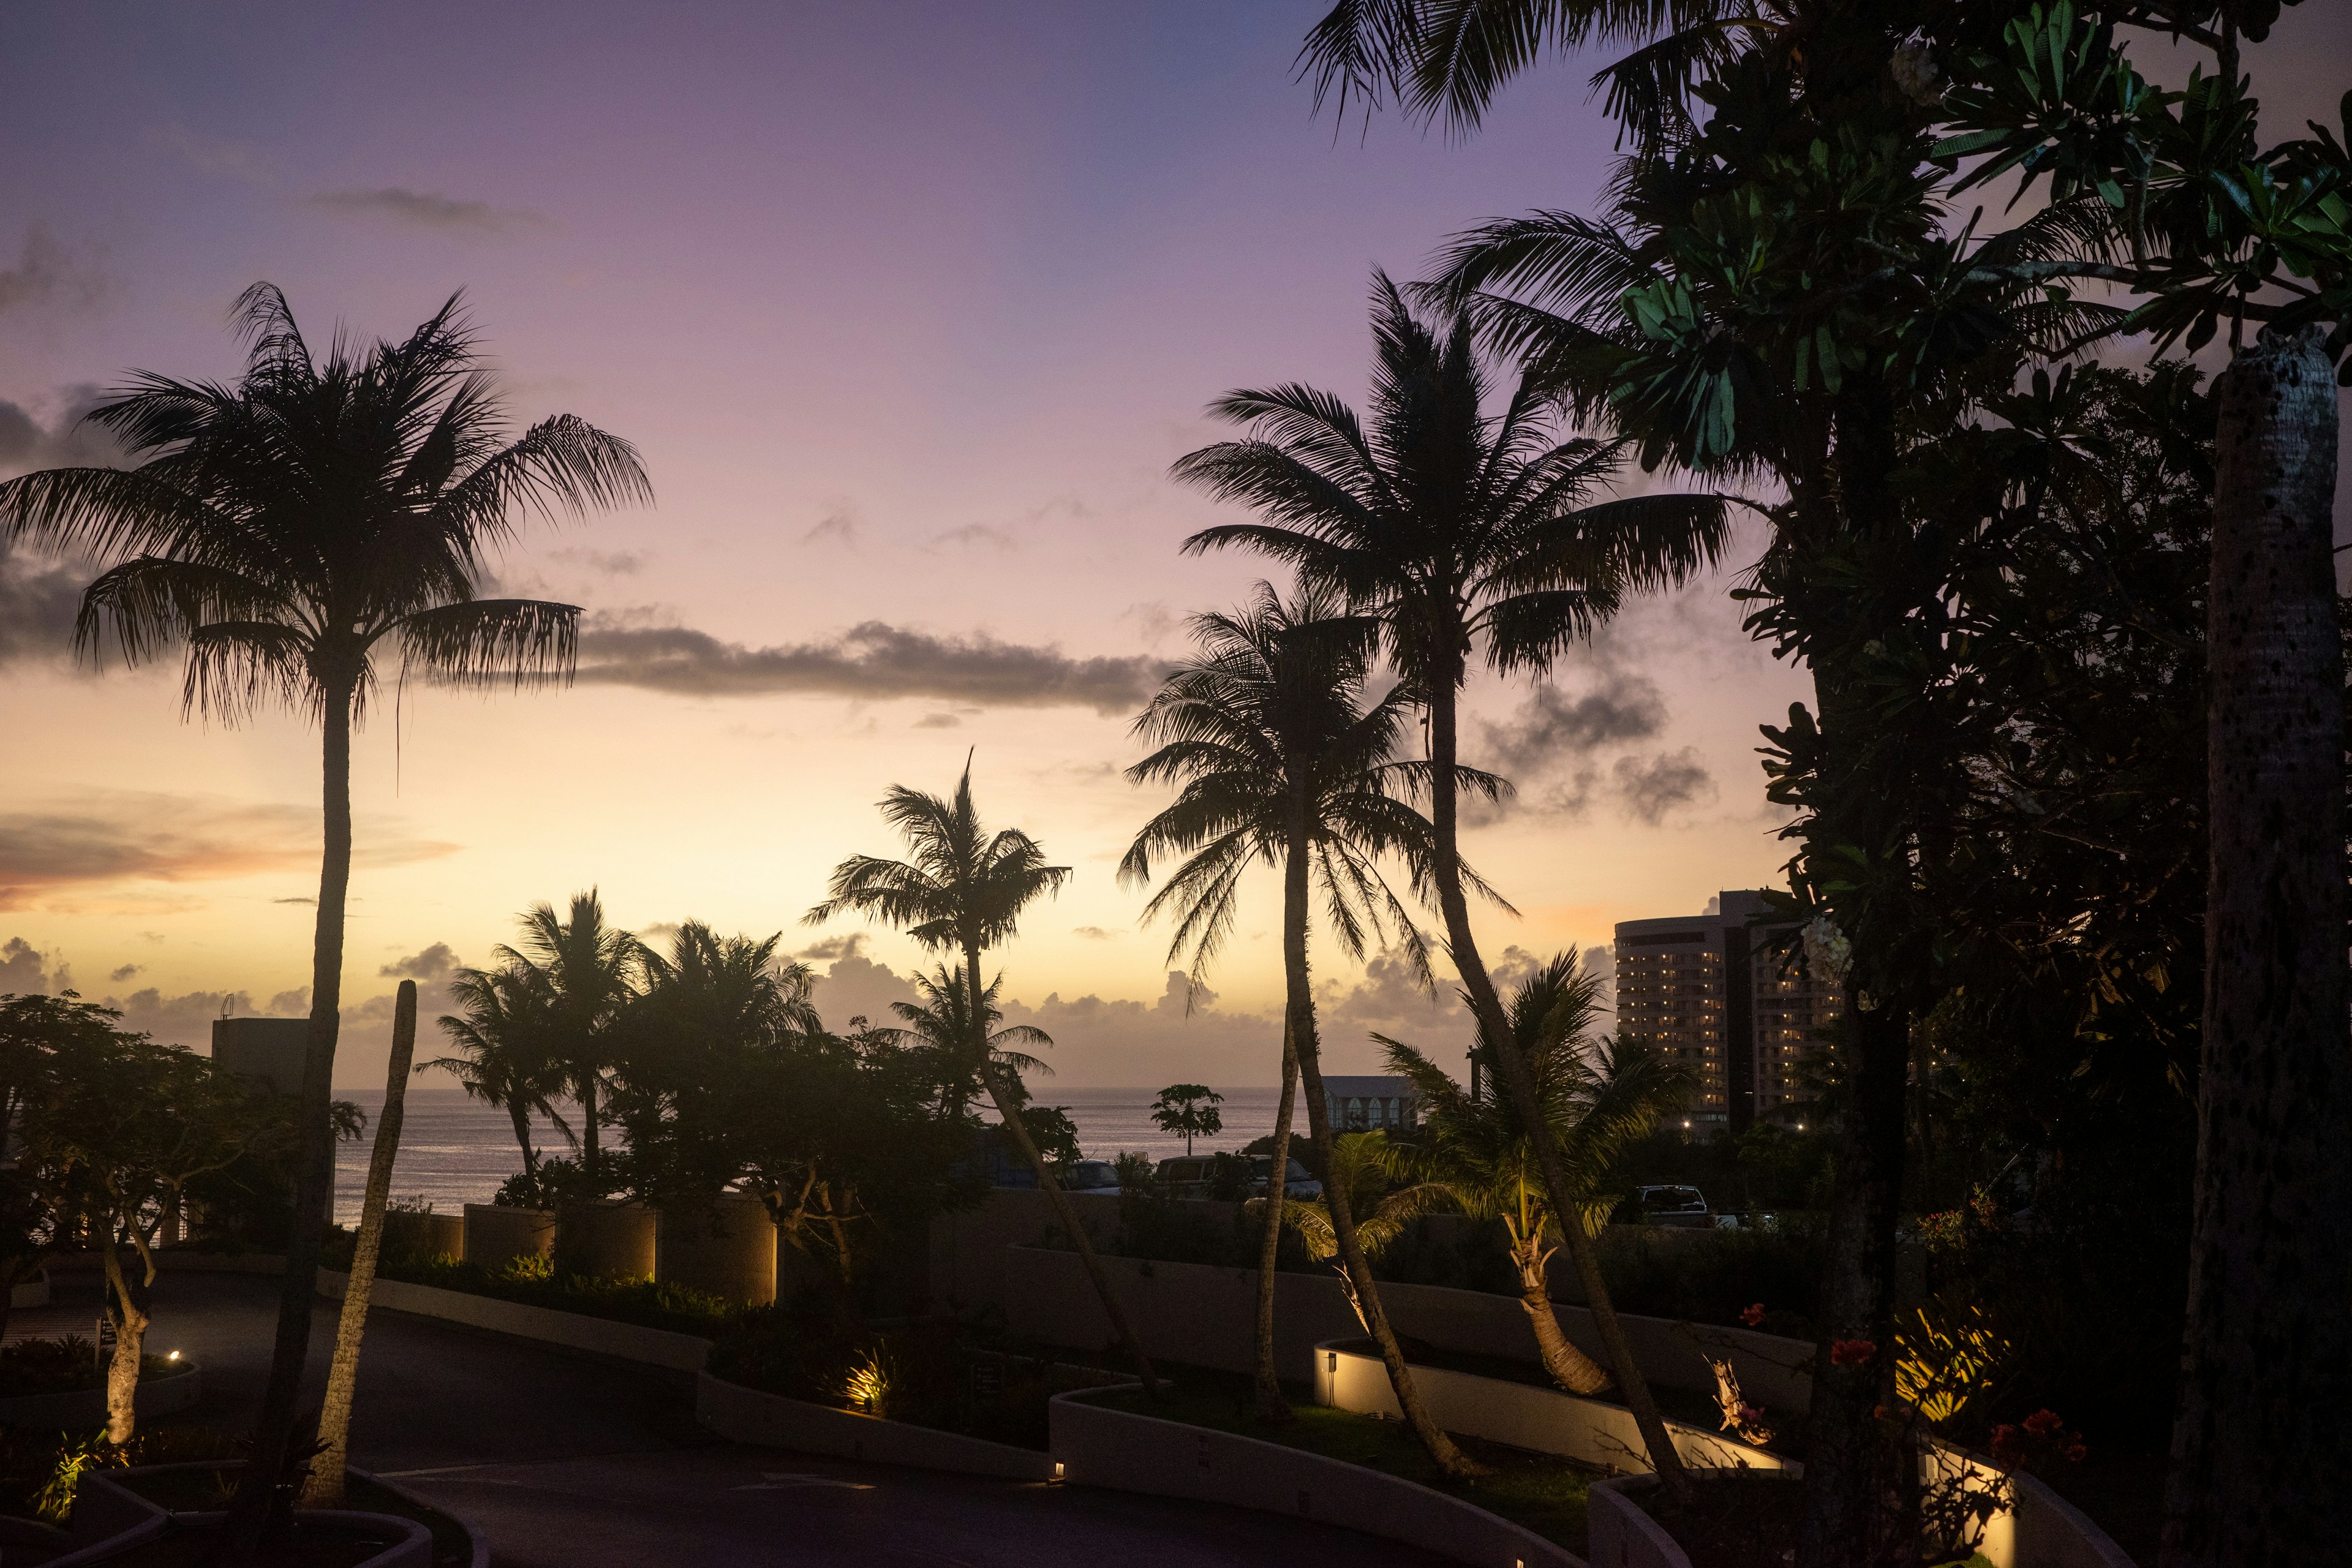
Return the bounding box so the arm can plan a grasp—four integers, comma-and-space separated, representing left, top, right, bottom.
0, 1361, 201, 1430
68, 1462, 480, 1568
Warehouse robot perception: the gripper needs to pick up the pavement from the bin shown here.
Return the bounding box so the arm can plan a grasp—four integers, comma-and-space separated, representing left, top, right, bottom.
13, 1270, 1454, 1567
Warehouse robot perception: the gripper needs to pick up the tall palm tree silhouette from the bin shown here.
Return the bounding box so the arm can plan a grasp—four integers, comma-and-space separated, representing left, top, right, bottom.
0, 284, 648, 1531
427, 963, 574, 1188
497, 890, 647, 1188
1121, 579, 1480, 1463
1380, 951, 1694, 1396
1173, 276, 1722, 1477
811, 760, 1159, 1396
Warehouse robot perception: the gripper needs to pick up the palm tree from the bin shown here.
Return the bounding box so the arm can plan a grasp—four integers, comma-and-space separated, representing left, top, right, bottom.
426, 963, 573, 1193
1378, 951, 1694, 1396
0, 284, 647, 1528
497, 890, 646, 1189
1173, 279, 1723, 1479
1266, 1129, 1451, 1335
809, 761, 1160, 1396
1121, 579, 1481, 1463
872, 963, 1053, 1123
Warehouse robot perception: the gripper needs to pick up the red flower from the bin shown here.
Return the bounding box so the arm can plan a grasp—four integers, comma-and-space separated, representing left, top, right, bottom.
1740, 1303, 1766, 1327
1830, 1337, 1877, 1367
1991, 1424, 2021, 1462
1738, 1403, 1766, 1425
2066, 1442, 2088, 1463
2023, 1408, 2062, 1435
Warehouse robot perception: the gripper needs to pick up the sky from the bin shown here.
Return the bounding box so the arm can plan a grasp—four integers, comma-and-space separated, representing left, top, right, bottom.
2, 3, 2346, 1091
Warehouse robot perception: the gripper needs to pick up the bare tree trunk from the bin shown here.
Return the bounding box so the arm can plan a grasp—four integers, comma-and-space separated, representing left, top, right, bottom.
97, 1237, 153, 1445
580, 1069, 598, 1189
1510, 1231, 1610, 1395
1252, 1023, 1300, 1422
304, 981, 418, 1507
965, 944, 1160, 1400
228, 679, 355, 1554
2162, 325, 2350, 1568
1425, 674, 1684, 1484
1284, 790, 1478, 1477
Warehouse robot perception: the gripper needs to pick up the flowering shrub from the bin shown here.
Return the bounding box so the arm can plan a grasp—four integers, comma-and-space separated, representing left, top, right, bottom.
1992, 1408, 2089, 1472
1830, 1336, 1878, 1367
1740, 1302, 1766, 1327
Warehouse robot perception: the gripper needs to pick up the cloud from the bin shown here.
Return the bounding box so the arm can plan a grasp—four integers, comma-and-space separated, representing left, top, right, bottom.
546, 548, 646, 576
1, 386, 125, 476
381, 942, 461, 982
573, 617, 1167, 715
1072, 926, 1121, 941
807, 952, 919, 1031
301, 188, 552, 236
802, 503, 859, 547
109, 963, 141, 982
913, 712, 962, 729
0, 792, 459, 910
0, 229, 115, 315
148, 125, 273, 184
797, 933, 869, 962
1475, 673, 1667, 776
927, 522, 1017, 552
1613, 748, 1718, 825
1, 935, 66, 995
0, 549, 85, 667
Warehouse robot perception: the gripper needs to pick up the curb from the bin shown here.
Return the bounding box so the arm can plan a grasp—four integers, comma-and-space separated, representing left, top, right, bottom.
696, 1370, 1057, 1481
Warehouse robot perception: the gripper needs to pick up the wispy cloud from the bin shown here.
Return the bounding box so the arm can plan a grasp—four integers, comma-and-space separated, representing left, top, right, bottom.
148, 125, 274, 184
802, 502, 859, 547
573, 616, 1167, 715
302, 187, 553, 236
0, 792, 458, 910
0, 229, 116, 316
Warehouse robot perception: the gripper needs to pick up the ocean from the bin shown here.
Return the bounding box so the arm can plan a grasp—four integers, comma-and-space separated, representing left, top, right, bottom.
332, 1085, 1289, 1221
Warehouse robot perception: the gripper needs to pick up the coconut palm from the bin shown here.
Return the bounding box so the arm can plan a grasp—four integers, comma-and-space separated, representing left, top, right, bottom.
1174, 279, 1722, 1479
1379, 951, 1695, 1396
1121, 579, 1484, 1464
871, 963, 1052, 1122
0, 284, 647, 1526
426, 963, 574, 1191
1266, 1130, 1451, 1334
496, 889, 647, 1189
809, 761, 1159, 1396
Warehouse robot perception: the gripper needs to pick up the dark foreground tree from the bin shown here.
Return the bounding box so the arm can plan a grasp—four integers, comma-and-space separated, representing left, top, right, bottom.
0, 284, 648, 1547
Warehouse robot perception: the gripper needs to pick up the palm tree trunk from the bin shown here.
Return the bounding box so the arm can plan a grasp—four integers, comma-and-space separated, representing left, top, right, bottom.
1509, 1225, 1609, 1395
965, 943, 1160, 1400
509, 1101, 538, 1182
1425, 673, 1685, 1485
228, 677, 355, 1553
1252, 1022, 1301, 1422
1284, 790, 1477, 1477
2162, 324, 2349, 1568
580, 1069, 599, 1189
304, 981, 418, 1507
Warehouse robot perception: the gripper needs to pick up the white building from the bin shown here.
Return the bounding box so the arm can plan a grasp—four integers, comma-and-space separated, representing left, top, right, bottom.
1322, 1075, 1419, 1133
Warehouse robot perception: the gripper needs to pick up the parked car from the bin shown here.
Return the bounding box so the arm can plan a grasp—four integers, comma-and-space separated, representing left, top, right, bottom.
1248, 1155, 1322, 1200
1633, 1184, 1714, 1228
1060, 1159, 1122, 1194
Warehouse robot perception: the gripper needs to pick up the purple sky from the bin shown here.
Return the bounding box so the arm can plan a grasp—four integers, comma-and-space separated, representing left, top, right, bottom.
2, 4, 2345, 1089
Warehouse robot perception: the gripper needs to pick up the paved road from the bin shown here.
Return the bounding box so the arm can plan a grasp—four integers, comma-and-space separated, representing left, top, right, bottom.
15, 1270, 1453, 1567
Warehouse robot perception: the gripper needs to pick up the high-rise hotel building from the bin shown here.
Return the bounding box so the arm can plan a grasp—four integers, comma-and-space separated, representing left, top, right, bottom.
1611, 889, 1842, 1136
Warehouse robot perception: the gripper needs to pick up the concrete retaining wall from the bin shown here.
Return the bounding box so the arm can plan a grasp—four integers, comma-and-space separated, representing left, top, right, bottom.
461, 1205, 553, 1273
557, 1201, 656, 1281
317, 1269, 710, 1371
1050, 1385, 1581, 1568
10, 1270, 49, 1309
1315, 1341, 1784, 1477
696, 1371, 1057, 1481
1001, 1245, 1814, 1415
656, 1195, 776, 1306
382, 1212, 464, 1262
0, 1364, 202, 1430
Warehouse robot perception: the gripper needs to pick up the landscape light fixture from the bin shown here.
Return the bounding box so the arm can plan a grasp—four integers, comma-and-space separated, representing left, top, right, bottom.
167, 1350, 181, 1360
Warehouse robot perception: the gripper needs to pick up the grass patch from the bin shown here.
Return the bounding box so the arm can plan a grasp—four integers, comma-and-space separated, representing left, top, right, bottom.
1093, 1377, 1596, 1554
0, 1338, 195, 1399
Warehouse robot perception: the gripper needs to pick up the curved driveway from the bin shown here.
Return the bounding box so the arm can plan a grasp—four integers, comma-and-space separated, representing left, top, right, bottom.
16, 1270, 1452, 1568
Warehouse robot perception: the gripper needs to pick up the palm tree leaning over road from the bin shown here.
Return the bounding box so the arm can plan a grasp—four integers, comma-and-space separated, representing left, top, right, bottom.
811, 760, 1160, 1397
496, 889, 646, 1191
1380, 951, 1694, 1396
1121, 579, 1487, 1466
1174, 277, 1722, 1481
875, 964, 1054, 1123
0, 284, 648, 1538
1268, 1129, 1450, 1336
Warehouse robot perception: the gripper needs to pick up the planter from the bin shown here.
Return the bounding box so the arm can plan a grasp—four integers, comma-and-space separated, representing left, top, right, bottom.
555, 1200, 655, 1280
1315, 1338, 1787, 1477
0, 1361, 202, 1430
656, 1195, 776, 1305
1049, 1385, 1581, 1568
383, 1211, 465, 1263
75, 1462, 483, 1568
460, 1205, 552, 1273
47, 1482, 429, 1567
697, 1370, 1056, 1481
10, 1268, 49, 1309
317, 1270, 710, 1371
